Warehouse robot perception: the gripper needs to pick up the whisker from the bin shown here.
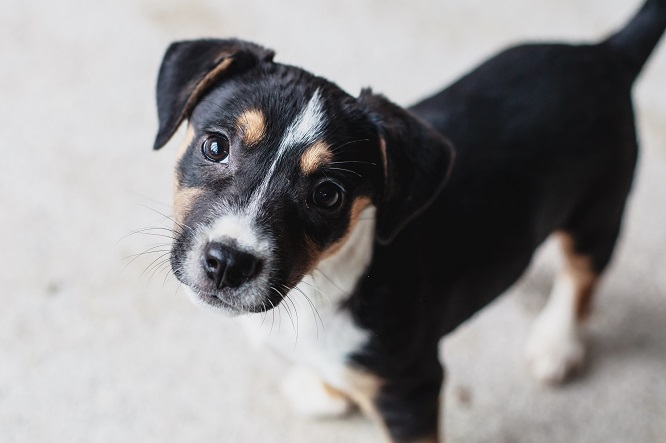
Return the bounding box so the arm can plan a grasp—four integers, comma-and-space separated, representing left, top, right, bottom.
267, 298, 277, 338
169, 271, 184, 298
298, 278, 332, 304
270, 291, 282, 335
292, 284, 325, 339
127, 232, 177, 242
148, 257, 171, 283
121, 245, 171, 260
271, 286, 295, 337
327, 167, 362, 177
329, 138, 370, 152
282, 299, 297, 341
138, 204, 194, 233
146, 256, 172, 285
284, 282, 318, 313
329, 160, 377, 166
120, 245, 171, 275
284, 294, 300, 349
116, 226, 177, 245
313, 269, 347, 295
140, 252, 171, 279
161, 263, 175, 291
273, 286, 297, 343
150, 260, 172, 286
260, 300, 268, 327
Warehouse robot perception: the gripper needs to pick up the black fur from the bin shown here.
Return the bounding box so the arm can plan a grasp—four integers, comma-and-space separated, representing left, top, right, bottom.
154, 1, 665, 441
348, 1, 665, 440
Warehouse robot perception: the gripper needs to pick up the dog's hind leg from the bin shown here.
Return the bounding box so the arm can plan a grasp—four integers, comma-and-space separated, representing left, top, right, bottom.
525, 196, 629, 384
525, 232, 598, 384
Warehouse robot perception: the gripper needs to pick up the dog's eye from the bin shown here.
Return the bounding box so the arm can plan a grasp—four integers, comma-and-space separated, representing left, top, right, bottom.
312, 182, 343, 209
202, 135, 230, 163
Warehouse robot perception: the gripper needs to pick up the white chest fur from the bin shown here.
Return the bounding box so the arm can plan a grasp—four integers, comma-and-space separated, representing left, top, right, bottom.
239, 206, 376, 389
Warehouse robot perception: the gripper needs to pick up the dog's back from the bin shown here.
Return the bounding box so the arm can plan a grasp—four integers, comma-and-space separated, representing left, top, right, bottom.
386, 0, 666, 330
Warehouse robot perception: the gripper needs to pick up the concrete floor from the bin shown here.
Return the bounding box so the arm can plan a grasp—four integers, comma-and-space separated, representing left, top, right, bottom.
1, 0, 665, 442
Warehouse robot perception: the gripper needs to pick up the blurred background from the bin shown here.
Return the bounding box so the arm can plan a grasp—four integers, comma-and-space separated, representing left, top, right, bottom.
1, 0, 665, 442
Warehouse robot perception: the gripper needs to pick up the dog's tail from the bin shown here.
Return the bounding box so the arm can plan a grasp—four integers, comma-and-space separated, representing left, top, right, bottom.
603, 0, 666, 80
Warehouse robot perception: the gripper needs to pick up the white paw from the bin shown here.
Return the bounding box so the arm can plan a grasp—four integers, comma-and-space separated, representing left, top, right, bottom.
525, 327, 585, 384
280, 366, 352, 419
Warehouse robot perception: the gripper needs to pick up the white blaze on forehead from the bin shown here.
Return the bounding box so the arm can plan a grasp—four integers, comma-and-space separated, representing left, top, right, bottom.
280, 88, 326, 150
268, 88, 326, 177
246, 88, 327, 215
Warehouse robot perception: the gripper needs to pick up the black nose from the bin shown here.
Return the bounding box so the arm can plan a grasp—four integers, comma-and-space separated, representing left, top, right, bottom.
202, 242, 261, 289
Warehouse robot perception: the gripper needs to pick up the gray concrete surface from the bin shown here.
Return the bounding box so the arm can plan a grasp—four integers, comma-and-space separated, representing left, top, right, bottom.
1, 0, 665, 442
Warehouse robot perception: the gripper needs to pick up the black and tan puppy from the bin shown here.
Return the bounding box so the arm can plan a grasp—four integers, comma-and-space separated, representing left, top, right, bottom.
152, 1, 665, 441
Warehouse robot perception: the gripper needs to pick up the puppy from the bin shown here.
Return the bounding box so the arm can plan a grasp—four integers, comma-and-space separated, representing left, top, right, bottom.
152, 1, 665, 442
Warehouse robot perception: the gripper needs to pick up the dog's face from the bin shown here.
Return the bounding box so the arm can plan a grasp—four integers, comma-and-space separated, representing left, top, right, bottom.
153, 39, 454, 314
167, 69, 382, 314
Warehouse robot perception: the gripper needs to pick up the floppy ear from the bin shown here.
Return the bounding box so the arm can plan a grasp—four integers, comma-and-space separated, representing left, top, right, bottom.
153, 38, 275, 150
358, 89, 455, 244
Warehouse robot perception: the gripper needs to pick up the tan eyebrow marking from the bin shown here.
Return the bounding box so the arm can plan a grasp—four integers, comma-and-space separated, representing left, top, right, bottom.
236, 109, 266, 146
300, 140, 333, 175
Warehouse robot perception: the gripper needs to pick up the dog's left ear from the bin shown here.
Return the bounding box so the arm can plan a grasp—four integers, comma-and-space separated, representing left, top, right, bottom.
153, 38, 275, 150
358, 89, 455, 244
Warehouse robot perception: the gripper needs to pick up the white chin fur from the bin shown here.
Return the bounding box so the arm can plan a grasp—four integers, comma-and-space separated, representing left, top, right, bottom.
182, 286, 243, 317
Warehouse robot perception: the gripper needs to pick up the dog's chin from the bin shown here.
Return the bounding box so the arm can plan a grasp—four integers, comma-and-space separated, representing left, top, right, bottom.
181, 285, 272, 317
183, 286, 243, 316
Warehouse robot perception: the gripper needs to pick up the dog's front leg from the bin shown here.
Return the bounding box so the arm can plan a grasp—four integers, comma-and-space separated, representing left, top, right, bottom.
345, 358, 443, 443
374, 363, 444, 443
280, 365, 354, 418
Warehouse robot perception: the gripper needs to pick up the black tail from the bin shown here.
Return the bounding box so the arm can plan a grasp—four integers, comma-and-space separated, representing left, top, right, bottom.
604, 0, 666, 79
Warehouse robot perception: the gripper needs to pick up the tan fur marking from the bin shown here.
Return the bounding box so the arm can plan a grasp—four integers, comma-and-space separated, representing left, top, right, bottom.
173, 187, 203, 226
300, 140, 333, 174
557, 232, 599, 320
320, 197, 372, 260
184, 57, 234, 115
300, 197, 372, 274
175, 125, 195, 163
342, 367, 438, 443
322, 382, 350, 401
236, 109, 266, 146
379, 137, 388, 181
342, 366, 383, 421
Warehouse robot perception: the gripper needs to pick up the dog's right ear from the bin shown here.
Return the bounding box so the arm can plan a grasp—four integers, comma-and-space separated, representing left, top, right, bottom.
153, 39, 274, 150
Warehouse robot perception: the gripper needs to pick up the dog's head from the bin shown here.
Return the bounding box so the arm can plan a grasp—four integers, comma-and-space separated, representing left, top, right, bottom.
153, 39, 453, 314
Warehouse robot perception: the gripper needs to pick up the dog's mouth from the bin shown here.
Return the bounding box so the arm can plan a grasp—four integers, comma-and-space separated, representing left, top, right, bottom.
176, 269, 287, 315
191, 288, 246, 313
